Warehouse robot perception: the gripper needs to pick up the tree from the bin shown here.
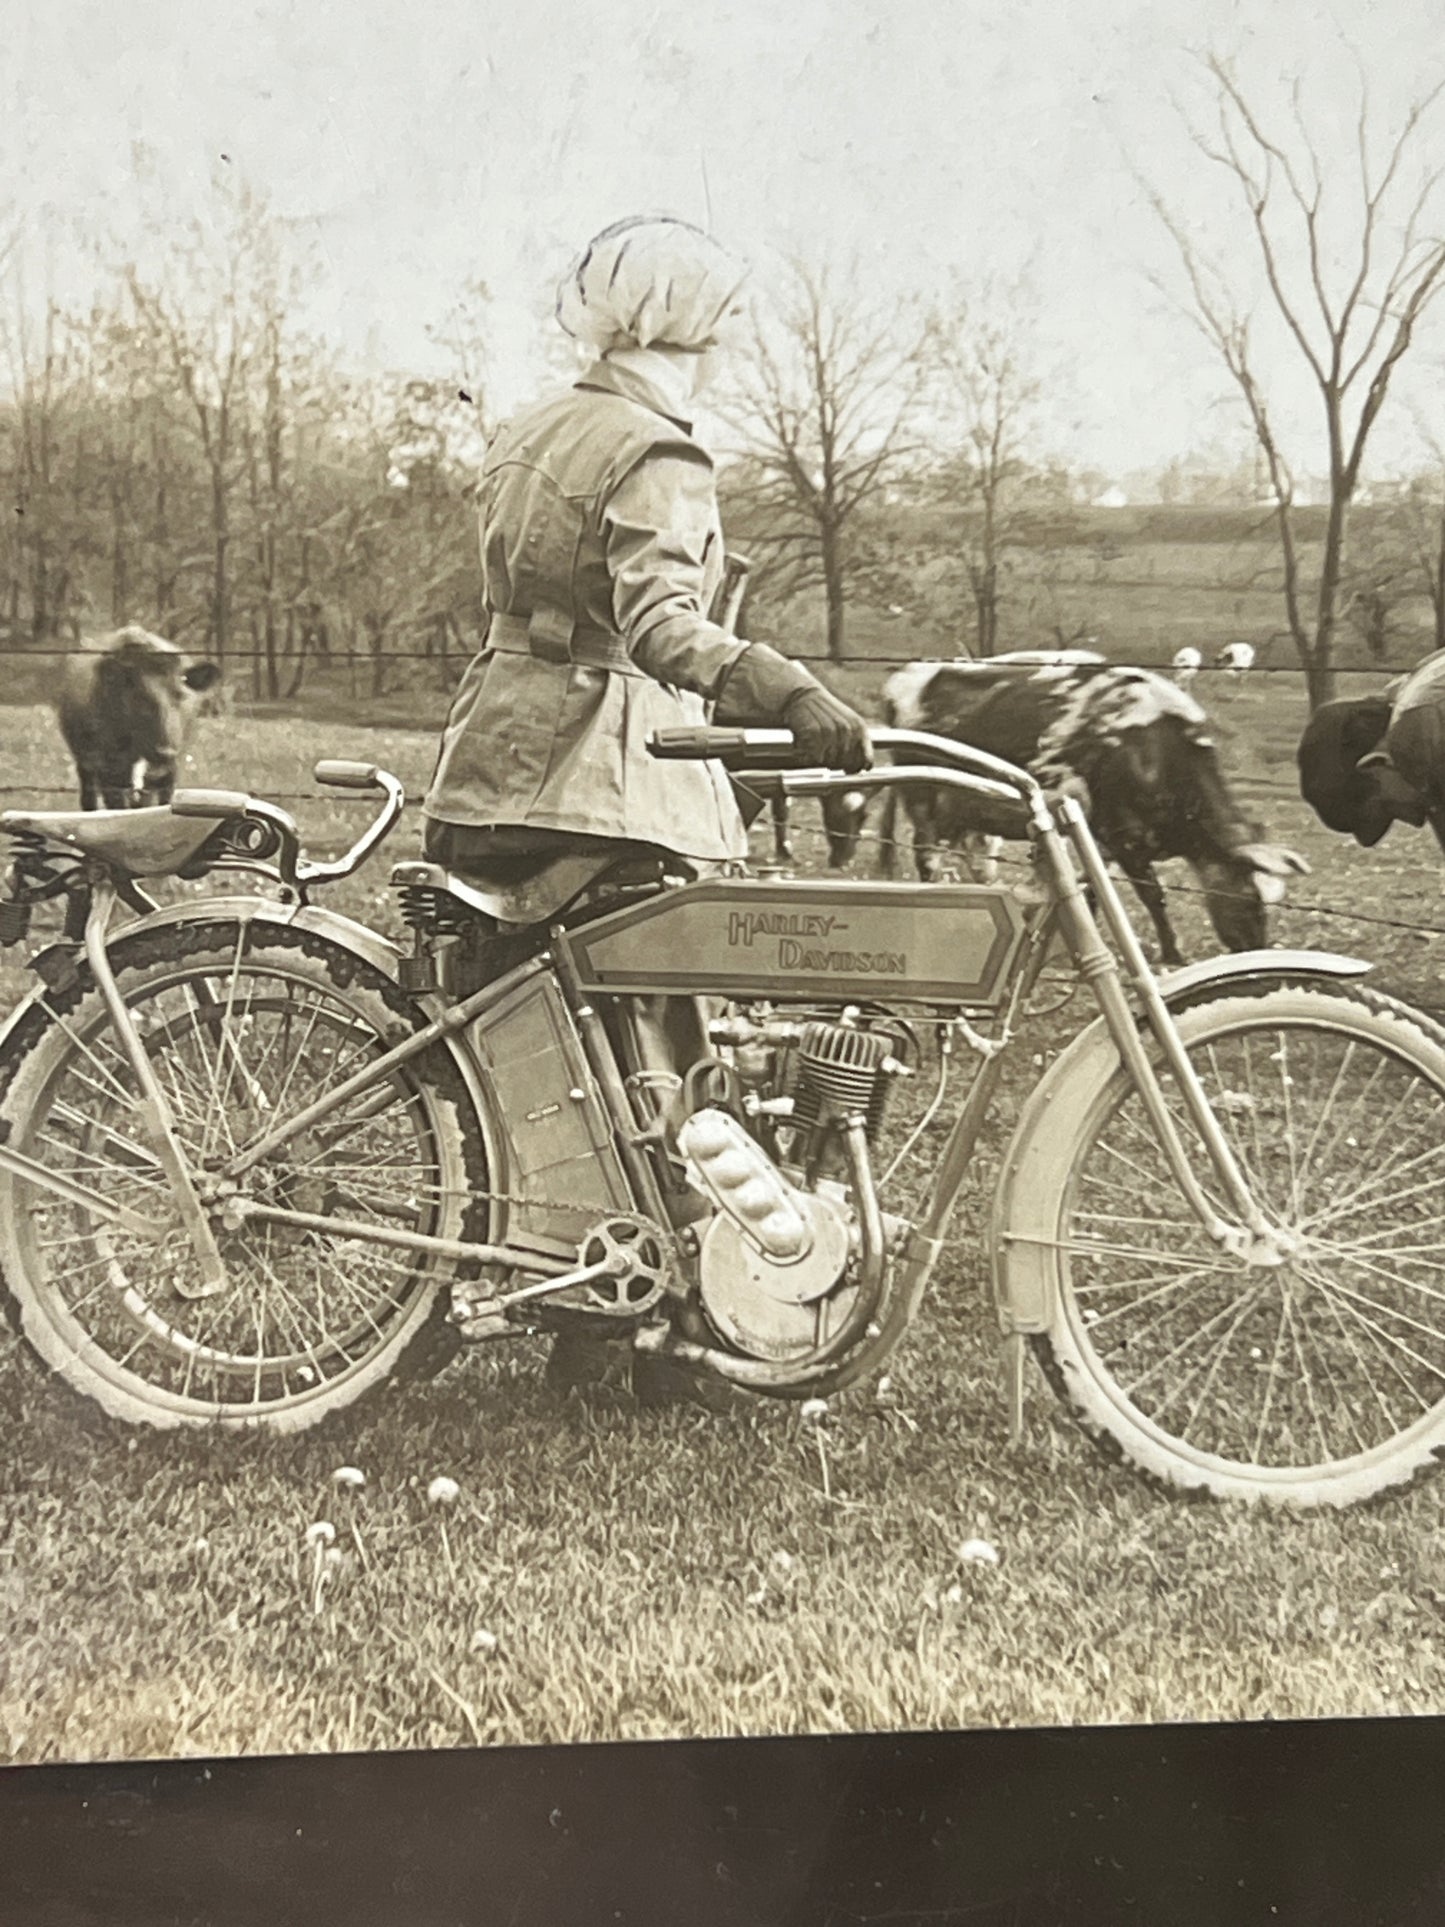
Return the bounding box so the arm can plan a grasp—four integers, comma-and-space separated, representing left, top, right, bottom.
122, 172, 297, 664
1342, 456, 1445, 662
719, 256, 924, 660
923, 280, 1052, 655
1146, 56, 1445, 707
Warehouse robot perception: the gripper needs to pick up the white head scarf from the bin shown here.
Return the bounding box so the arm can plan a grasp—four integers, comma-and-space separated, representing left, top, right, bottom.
556, 216, 750, 356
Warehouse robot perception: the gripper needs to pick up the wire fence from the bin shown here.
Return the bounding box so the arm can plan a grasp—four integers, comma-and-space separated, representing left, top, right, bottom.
0, 644, 1420, 674
4, 771, 1444, 983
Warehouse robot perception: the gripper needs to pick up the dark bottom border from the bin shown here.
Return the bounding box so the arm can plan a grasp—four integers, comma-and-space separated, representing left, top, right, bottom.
3, 1717, 1443, 1926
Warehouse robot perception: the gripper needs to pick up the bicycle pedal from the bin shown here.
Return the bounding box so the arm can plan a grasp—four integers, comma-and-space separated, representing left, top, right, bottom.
449, 1278, 514, 1340
452, 1306, 517, 1342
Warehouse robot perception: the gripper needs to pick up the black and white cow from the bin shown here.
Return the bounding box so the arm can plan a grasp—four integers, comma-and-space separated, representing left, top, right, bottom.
826, 657, 1307, 965
1214, 641, 1256, 693
770, 650, 1106, 874
56, 626, 223, 810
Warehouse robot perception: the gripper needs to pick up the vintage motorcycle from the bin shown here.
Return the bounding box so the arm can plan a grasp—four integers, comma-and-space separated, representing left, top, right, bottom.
1, 723, 1443, 1511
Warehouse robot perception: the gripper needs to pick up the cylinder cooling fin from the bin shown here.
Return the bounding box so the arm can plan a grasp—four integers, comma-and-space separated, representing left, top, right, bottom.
791, 1020, 894, 1137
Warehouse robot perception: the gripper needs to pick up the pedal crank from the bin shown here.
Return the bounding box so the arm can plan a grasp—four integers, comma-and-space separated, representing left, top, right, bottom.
453, 1213, 672, 1338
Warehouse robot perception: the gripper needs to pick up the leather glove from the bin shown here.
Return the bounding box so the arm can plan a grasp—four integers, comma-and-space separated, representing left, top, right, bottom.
716, 643, 873, 773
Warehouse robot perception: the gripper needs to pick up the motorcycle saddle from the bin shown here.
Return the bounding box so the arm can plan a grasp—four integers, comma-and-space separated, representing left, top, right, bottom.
0, 806, 222, 879
389, 852, 675, 930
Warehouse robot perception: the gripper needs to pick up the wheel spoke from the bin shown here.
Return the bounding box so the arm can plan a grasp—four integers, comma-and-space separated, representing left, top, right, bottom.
1049, 995, 1445, 1491
0, 942, 476, 1428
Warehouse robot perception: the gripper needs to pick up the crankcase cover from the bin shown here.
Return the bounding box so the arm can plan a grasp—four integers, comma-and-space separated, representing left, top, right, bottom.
698, 1189, 855, 1363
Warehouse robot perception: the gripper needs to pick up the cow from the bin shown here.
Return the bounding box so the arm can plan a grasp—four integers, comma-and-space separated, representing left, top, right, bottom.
772, 650, 1108, 877
1172, 646, 1203, 690
56, 626, 223, 810
1214, 641, 1256, 694
825, 658, 1308, 966
1296, 661, 1445, 853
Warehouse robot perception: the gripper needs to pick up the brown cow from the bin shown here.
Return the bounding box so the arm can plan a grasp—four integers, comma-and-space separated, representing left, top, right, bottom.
56, 626, 223, 810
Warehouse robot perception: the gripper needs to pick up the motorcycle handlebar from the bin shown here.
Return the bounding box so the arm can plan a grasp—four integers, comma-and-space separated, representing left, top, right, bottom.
648, 726, 1044, 805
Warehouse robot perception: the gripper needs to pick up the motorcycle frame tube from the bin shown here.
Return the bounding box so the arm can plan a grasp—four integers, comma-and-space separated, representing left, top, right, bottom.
79, 878, 231, 1292
911, 897, 1059, 1249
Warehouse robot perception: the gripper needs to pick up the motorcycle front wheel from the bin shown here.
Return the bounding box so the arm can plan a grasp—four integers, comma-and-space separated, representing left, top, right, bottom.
1013, 982, 1445, 1506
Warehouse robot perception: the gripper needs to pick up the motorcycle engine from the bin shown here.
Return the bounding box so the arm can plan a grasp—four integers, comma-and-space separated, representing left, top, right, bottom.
691, 1008, 903, 1363
697, 1181, 857, 1362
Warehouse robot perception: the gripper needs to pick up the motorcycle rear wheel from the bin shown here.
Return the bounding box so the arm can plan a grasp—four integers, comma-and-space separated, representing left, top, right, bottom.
0, 922, 483, 1432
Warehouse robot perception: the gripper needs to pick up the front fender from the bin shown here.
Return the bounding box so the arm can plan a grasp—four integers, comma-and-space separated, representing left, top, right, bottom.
991, 947, 1374, 1341
1154, 946, 1371, 1007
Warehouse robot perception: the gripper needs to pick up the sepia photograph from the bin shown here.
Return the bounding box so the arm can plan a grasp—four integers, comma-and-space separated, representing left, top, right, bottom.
4, 0, 1445, 1773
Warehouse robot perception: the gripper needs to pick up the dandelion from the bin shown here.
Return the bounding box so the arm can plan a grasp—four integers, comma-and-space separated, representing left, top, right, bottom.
427, 1476, 461, 1580
189, 1535, 211, 1557
304, 1520, 338, 1616
770, 1549, 794, 1574
876, 1376, 893, 1400
331, 1467, 371, 1569
958, 1537, 1001, 1568
944, 1582, 964, 1606
798, 1401, 833, 1500
470, 1627, 500, 1657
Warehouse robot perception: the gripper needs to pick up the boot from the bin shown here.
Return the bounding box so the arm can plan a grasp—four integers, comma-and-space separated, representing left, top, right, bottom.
542, 1328, 634, 1402
630, 1351, 744, 1414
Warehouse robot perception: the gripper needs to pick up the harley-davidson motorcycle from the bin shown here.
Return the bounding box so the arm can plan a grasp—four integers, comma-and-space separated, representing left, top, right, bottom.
0, 722, 1442, 1510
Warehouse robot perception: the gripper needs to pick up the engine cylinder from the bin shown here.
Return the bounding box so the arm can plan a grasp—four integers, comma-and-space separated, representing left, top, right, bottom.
791, 1020, 893, 1138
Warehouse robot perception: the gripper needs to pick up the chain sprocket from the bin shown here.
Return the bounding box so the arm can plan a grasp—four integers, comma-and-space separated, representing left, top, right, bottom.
570, 1213, 672, 1318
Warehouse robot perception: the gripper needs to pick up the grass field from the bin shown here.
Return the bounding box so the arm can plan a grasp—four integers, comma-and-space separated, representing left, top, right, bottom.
3, 677, 1445, 1767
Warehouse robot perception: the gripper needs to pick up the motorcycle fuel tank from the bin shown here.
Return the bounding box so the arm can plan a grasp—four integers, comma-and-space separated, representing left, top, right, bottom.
562, 879, 1029, 1008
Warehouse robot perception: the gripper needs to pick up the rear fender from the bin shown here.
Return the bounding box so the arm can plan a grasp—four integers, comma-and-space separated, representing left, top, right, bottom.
0, 895, 509, 1207
991, 947, 1373, 1339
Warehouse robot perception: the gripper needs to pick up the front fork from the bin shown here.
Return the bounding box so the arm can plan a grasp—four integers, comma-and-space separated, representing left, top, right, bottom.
1038, 797, 1278, 1257
81, 879, 230, 1298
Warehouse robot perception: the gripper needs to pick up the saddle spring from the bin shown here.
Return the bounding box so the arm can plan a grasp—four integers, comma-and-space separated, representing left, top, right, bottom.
396, 881, 477, 939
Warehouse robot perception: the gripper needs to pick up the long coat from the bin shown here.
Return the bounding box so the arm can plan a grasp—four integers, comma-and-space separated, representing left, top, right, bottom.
424, 358, 749, 862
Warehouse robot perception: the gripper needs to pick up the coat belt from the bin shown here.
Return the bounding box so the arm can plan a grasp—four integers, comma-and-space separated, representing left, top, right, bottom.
486, 609, 644, 676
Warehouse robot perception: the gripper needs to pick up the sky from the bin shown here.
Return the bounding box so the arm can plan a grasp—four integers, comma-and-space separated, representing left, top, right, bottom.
8, 0, 1445, 479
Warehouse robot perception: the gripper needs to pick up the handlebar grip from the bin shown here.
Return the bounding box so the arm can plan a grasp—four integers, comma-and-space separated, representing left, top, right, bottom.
649, 726, 801, 769
170, 788, 252, 820
314, 760, 384, 790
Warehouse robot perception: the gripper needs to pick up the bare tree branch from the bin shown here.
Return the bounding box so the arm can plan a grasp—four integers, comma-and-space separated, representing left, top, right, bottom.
718, 254, 926, 658
1146, 57, 1445, 706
